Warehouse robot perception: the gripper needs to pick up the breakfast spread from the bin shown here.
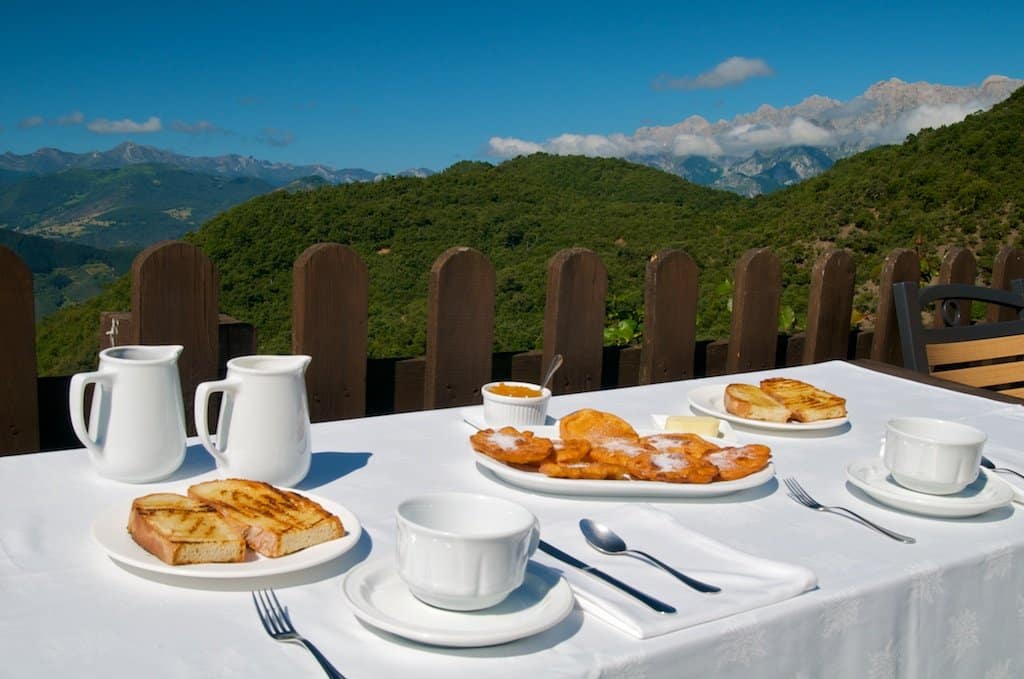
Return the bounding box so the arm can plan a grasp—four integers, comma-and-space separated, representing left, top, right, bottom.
725, 378, 846, 423
470, 408, 771, 484
127, 479, 345, 565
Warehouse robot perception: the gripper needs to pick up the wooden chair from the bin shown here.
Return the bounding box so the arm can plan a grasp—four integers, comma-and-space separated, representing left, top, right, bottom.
893, 281, 1024, 398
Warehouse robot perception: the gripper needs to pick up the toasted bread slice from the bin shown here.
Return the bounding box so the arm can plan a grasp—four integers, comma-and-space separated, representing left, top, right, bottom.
187, 479, 344, 558
723, 384, 792, 422
760, 378, 847, 422
128, 493, 246, 565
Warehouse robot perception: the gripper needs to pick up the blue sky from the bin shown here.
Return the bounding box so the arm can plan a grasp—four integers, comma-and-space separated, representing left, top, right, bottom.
1, 1, 1022, 173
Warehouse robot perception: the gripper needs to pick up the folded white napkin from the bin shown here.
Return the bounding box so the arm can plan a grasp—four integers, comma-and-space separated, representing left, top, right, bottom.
535, 504, 817, 639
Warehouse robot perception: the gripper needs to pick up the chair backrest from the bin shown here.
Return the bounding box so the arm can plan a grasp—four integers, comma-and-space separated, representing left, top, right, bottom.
893, 281, 1024, 398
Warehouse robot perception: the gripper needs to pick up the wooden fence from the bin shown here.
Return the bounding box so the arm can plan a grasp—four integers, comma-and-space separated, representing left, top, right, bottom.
2, 241, 1023, 455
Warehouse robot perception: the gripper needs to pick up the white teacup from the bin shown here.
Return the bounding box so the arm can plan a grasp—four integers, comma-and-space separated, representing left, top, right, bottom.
881, 417, 986, 495
481, 381, 551, 426
396, 492, 540, 611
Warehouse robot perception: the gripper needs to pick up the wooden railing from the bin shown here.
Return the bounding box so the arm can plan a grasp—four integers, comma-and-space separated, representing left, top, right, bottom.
2, 241, 1023, 455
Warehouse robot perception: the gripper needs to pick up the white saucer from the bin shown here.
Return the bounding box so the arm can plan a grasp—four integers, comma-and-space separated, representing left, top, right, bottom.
342, 559, 575, 647
846, 458, 1014, 518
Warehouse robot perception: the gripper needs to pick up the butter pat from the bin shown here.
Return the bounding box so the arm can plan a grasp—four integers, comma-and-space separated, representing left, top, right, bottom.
664, 415, 721, 437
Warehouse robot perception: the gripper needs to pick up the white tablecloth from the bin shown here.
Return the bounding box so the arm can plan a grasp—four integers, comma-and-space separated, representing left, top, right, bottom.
2, 361, 1023, 678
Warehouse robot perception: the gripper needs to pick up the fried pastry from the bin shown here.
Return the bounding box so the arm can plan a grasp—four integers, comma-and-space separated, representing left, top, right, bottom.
589, 436, 654, 466
551, 438, 591, 464
559, 408, 638, 442
628, 452, 718, 484
642, 433, 721, 457
539, 460, 628, 480
702, 444, 772, 481
470, 427, 554, 465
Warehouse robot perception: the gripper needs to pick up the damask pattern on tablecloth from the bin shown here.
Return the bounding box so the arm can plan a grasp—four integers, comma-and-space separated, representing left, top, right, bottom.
983, 544, 1013, 580
866, 640, 899, 679
820, 587, 861, 638
984, 659, 1014, 679
906, 561, 945, 604
714, 614, 768, 669
946, 608, 981, 664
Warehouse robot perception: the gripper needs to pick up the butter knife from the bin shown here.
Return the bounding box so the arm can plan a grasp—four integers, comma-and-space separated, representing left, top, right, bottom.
538, 540, 676, 614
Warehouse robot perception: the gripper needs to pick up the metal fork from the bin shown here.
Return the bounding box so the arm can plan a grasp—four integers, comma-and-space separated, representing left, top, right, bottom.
783, 477, 916, 544
252, 589, 346, 679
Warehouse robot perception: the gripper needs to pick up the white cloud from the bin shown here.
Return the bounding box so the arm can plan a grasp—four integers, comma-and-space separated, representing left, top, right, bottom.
486, 136, 544, 157
171, 120, 228, 135
487, 76, 1024, 165
654, 56, 774, 91
671, 133, 723, 157
56, 111, 84, 126
18, 115, 44, 129
895, 102, 982, 137
87, 116, 162, 134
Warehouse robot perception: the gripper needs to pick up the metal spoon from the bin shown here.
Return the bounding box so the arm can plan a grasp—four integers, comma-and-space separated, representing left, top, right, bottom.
540, 353, 564, 391
579, 519, 721, 594
981, 455, 1024, 481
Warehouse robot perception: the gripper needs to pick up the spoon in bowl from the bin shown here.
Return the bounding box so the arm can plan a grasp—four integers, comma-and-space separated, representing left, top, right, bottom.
580, 519, 721, 594
981, 455, 1024, 481
540, 354, 564, 391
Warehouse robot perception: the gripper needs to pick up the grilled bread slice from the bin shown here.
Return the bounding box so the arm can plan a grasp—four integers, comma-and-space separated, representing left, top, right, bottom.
723, 384, 792, 422
760, 377, 847, 422
128, 493, 246, 565
187, 479, 344, 558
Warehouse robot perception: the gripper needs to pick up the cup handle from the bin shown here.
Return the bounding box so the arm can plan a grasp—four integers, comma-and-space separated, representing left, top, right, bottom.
69, 370, 110, 463
879, 438, 887, 458
194, 378, 236, 468
527, 519, 541, 557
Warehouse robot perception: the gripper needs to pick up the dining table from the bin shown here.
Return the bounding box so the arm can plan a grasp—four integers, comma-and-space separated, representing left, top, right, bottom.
2, 359, 1024, 678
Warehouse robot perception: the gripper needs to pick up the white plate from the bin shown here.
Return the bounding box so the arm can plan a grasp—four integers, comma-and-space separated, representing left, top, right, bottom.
474, 452, 775, 497
687, 384, 849, 432
845, 458, 1014, 518
342, 559, 575, 647
92, 493, 362, 578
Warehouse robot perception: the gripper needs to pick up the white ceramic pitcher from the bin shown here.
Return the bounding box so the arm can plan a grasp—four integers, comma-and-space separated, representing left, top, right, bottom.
69, 345, 187, 483
194, 355, 313, 487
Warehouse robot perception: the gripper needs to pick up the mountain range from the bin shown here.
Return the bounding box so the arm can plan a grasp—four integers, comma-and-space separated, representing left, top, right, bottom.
492, 75, 1024, 196
0, 142, 434, 186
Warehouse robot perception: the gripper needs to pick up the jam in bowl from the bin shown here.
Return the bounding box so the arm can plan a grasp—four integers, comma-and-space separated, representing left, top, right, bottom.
481, 381, 551, 426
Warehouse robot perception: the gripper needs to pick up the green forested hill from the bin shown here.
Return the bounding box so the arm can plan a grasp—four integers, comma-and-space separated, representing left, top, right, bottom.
35, 87, 1024, 375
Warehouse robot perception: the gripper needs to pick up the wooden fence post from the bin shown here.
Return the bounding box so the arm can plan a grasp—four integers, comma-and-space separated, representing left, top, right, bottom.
989, 246, 1024, 322
424, 247, 495, 409
131, 241, 219, 435
543, 248, 607, 395
0, 246, 39, 455
870, 248, 920, 365
640, 249, 698, 384
727, 248, 781, 374
293, 243, 368, 421
803, 249, 855, 364
936, 247, 977, 327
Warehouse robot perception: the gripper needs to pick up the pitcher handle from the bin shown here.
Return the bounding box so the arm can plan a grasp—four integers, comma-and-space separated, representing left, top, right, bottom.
69, 370, 110, 462
194, 378, 236, 468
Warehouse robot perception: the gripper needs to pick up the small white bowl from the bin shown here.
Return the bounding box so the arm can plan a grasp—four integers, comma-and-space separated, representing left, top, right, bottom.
481, 381, 551, 427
